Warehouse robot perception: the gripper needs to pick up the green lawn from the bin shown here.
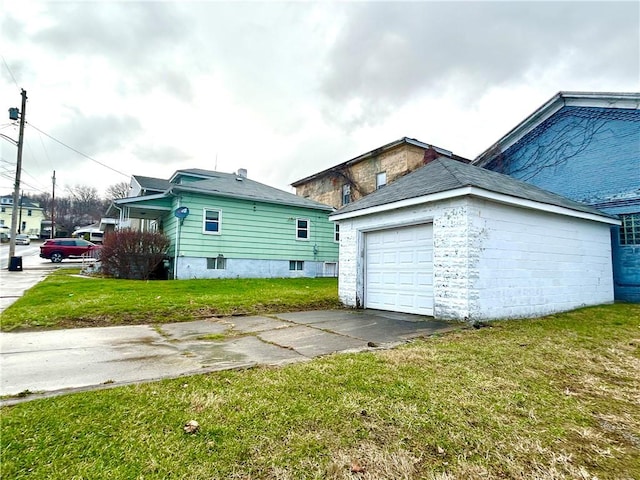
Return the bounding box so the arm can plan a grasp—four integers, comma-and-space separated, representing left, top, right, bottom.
1, 303, 638, 479
0, 270, 342, 331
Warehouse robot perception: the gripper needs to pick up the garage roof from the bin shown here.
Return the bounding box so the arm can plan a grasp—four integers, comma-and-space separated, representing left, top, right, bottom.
330, 157, 616, 220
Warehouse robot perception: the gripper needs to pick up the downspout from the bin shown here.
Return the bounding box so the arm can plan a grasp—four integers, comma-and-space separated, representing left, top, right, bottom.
111, 203, 123, 230
173, 196, 181, 280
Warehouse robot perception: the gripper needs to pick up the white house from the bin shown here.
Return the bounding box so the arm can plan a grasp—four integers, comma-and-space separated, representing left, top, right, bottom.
330, 158, 619, 322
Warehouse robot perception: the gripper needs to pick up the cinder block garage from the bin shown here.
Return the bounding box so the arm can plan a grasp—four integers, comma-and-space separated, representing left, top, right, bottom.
331, 159, 620, 322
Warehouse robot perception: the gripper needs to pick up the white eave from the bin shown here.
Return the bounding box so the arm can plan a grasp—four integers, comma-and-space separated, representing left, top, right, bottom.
330, 186, 620, 226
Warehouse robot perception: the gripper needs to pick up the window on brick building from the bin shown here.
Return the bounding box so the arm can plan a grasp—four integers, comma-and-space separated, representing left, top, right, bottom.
620, 213, 640, 245
342, 184, 351, 205
376, 172, 387, 189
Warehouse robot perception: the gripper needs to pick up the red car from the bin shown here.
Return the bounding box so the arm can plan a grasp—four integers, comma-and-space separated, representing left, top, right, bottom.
40, 238, 101, 263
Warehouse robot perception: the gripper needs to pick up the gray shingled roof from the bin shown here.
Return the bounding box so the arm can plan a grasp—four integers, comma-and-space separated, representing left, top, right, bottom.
331, 158, 614, 218
132, 175, 171, 192
171, 171, 333, 211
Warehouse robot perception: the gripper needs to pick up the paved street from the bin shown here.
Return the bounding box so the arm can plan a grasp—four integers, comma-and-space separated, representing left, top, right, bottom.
0, 242, 88, 312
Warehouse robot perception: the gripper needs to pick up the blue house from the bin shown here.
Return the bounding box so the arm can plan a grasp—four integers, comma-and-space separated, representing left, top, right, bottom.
474, 92, 640, 302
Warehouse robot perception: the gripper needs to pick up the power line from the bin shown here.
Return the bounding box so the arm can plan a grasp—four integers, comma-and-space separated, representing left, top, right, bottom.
1, 56, 20, 90
27, 122, 130, 178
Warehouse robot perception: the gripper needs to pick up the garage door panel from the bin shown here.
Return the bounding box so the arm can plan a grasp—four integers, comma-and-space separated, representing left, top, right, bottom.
365, 224, 434, 316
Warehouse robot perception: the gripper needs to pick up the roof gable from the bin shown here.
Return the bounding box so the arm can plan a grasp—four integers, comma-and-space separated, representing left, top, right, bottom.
131, 175, 171, 193
331, 158, 614, 219
474, 91, 640, 166
169, 168, 219, 184
291, 137, 467, 187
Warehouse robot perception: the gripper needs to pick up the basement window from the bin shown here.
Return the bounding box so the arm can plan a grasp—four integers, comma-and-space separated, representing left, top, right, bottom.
620, 213, 640, 245
289, 260, 304, 271
207, 255, 226, 270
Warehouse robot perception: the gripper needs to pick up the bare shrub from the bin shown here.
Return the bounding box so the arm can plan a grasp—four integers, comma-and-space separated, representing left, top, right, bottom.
100, 229, 170, 280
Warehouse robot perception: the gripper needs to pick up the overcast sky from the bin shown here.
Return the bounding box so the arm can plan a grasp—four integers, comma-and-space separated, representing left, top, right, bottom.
1, 1, 638, 199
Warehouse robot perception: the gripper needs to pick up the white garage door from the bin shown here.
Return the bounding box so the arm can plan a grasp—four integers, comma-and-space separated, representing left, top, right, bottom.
365, 224, 434, 315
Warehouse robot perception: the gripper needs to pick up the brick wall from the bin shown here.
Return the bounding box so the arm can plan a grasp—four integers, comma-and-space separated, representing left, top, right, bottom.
336, 196, 614, 321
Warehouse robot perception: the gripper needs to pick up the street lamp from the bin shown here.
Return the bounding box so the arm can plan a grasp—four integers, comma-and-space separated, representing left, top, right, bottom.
6, 89, 27, 271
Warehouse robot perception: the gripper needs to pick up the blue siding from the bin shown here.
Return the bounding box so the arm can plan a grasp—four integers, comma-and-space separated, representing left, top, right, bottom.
485, 106, 640, 302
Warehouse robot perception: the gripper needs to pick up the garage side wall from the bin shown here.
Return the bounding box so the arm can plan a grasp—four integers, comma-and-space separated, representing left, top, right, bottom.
471, 199, 615, 320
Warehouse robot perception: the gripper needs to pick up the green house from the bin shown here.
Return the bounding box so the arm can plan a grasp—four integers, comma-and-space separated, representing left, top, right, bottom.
109, 169, 339, 279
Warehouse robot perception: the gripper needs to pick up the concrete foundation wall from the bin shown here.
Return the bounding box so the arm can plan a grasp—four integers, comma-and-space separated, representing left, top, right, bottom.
175, 257, 333, 279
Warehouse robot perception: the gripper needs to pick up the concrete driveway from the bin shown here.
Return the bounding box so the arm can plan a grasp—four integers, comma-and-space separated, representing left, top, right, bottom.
1, 310, 458, 404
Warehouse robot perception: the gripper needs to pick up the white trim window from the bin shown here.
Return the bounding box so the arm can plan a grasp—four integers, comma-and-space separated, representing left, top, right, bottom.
289, 260, 304, 271
334, 223, 340, 242
207, 255, 226, 270
376, 172, 387, 189
296, 218, 309, 240
203, 209, 221, 234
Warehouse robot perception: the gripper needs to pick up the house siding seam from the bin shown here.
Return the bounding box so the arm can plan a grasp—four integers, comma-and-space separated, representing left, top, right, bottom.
169, 193, 337, 261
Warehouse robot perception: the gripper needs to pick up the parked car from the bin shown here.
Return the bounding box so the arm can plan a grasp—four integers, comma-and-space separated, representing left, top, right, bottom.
15, 234, 30, 245
39, 238, 101, 263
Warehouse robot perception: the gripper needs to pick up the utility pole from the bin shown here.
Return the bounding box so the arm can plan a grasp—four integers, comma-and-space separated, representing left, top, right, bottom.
51, 170, 56, 239
7, 89, 27, 270
18, 190, 24, 234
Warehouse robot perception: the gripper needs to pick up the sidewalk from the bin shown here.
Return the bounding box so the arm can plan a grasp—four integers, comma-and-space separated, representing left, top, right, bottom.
1, 309, 459, 404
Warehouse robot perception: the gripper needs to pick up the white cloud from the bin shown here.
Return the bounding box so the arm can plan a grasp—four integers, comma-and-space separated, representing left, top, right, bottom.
0, 0, 638, 199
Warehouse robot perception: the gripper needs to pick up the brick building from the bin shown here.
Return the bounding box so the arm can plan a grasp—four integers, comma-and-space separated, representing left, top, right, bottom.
291, 137, 468, 209
474, 91, 640, 302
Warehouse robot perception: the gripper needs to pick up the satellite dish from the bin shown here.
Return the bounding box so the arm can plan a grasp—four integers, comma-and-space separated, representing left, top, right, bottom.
174, 206, 190, 219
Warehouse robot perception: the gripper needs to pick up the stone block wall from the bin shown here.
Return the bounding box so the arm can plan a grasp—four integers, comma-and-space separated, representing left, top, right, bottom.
295, 143, 430, 209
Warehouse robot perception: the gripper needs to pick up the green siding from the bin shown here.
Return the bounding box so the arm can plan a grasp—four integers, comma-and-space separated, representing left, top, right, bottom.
129, 197, 173, 208
161, 193, 338, 261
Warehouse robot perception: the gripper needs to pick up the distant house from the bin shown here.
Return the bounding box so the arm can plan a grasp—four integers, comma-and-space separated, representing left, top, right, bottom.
0, 195, 46, 238
108, 169, 339, 280
292, 137, 469, 209
331, 158, 618, 321
474, 91, 640, 302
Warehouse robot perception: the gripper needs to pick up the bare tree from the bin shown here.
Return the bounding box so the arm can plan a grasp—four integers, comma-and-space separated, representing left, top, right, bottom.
105, 181, 130, 200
